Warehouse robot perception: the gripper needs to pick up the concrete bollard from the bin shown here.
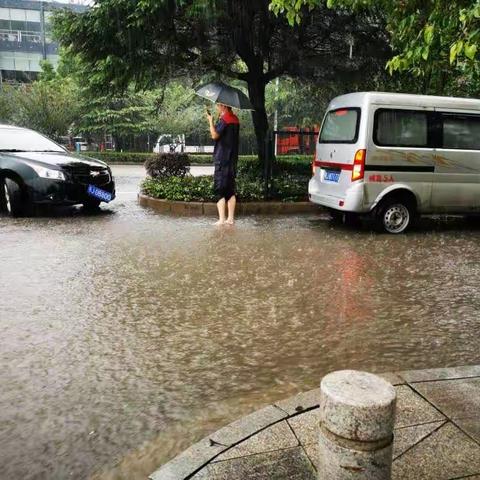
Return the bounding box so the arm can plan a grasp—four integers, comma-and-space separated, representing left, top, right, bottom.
318, 370, 396, 480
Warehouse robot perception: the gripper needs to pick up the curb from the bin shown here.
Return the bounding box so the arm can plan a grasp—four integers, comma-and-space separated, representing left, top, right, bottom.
149, 371, 410, 480
138, 194, 322, 216
149, 390, 320, 480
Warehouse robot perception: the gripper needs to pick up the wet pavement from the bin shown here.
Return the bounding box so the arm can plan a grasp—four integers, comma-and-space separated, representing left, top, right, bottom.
1, 165, 480, 479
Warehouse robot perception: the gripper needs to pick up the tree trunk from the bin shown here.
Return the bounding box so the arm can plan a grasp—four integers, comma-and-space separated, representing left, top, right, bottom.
247, 78, 270, 171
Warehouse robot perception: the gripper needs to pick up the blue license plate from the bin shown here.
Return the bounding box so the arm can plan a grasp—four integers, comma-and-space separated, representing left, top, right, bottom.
87, 184, 113, 202
324, 170, 340, 183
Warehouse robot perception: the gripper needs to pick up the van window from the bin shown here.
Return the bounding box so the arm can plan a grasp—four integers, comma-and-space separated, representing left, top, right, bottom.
441, 114, 480, 150
319, 108, 360, 143
374, 109, 428, 147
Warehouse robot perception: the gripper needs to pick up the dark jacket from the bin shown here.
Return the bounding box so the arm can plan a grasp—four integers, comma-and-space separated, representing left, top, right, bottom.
213, 111, 240, 168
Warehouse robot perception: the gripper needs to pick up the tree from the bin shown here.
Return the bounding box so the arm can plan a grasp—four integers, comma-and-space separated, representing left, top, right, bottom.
271, 0, 480, 94
53, 0, 389, 168
0, 61, 79, 139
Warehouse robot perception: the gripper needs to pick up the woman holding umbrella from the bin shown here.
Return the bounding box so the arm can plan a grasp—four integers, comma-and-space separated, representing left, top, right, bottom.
197, 82, 252, 225
206, 103, 240, 225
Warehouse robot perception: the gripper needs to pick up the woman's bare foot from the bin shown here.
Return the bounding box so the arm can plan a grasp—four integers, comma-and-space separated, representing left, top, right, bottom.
225, 219, 234, 225
214, 219, 225, 226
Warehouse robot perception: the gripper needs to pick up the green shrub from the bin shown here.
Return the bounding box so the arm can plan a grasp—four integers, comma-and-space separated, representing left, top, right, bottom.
145, 153, 190, 179
142, 176, 215, 202
85, 151, 312, 172
142, 172, 308, 202
272, 174, 310, 202
84, 151, 153, 163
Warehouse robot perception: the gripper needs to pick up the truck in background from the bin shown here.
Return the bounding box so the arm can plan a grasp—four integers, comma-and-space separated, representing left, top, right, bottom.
153, 134, 214, 154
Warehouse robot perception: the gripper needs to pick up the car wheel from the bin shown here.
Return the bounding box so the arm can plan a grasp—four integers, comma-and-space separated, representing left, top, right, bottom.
374, 197, 414, 234
3, 177, 25, 217
82, 199, 101, 210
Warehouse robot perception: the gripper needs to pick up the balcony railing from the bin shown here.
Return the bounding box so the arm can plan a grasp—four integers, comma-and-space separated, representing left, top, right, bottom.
0, 29, 43, 44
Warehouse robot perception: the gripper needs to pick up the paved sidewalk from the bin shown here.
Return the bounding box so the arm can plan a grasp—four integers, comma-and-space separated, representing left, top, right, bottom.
151, 365, 480, 480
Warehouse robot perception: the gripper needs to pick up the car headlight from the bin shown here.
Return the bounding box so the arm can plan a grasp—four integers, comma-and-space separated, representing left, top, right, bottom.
31, 165, 66, 181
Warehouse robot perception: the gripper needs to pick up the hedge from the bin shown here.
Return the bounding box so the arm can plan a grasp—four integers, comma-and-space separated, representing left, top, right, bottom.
84, 151, 312, 172
84, 151, 152, 163
142, 173, 309, 203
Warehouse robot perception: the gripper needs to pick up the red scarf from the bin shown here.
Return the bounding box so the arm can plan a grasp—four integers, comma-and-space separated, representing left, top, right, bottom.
221, 111, 240, 125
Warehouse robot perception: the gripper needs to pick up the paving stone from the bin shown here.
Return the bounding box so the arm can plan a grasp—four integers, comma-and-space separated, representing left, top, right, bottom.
412, 378, 480, 420
302, 443, 319, 470
300, 423, 437, 471
212, 421, 298, 462
400, 365, 480, 383
392, 422, 480, 480
455, 418, 480, 444
274, 389, 320, 415
191, 446, 317, 480
395, 385, 445, 428
287, 409, 318, 447
149, 436, 227, 480
393, 421, 445, 459
379, 372, 406, 386
209, 405, 287, 447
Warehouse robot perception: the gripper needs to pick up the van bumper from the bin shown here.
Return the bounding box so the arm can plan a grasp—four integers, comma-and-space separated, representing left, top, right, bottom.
308, 178, 367, 213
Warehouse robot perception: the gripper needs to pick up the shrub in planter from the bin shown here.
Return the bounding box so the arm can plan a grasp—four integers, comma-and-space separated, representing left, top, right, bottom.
145, 153, 191, 179
142, 175, 215, 201
272, 174, 310, 202
142, 172, 308, 203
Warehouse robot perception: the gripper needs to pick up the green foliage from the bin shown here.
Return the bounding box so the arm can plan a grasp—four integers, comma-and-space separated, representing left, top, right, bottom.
142, 176, 216, 202
269, 0, 320, 25
52, 0, 389, 166
271, 0, 480, 94
145, 153, 190, 179
76, 89, 156, 138
141, 153, 311, 202
84, 151, 153, 163
272, 174, 310, 201
0, 61, 79, 139
142, 172, 308, 202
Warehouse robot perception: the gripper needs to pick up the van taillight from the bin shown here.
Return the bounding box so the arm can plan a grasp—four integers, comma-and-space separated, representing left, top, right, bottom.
351, 149, 366, 181
312, 153, 317, 176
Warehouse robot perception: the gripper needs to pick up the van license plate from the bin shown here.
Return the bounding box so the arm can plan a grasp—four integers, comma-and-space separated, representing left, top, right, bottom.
324, 170, 340, 183
87, 184, 113, 202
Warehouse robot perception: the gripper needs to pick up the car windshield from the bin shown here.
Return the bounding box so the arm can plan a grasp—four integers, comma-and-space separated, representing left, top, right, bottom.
0, 128, 65, 153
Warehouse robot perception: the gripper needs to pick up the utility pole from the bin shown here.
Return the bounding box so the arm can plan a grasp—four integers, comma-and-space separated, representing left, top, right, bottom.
347, 34, 354, 59
274, 77, 279, 156
40, 2, 47, 61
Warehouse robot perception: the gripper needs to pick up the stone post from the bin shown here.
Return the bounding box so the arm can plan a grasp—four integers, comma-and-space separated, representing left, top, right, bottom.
318, 370, 396, 480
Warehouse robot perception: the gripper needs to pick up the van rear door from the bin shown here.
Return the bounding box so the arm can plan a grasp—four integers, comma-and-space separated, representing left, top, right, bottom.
313, 108, 362, 199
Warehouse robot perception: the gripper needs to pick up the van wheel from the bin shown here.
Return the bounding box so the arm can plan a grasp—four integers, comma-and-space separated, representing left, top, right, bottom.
374, 197, 414, 234
3, 177, 26, 217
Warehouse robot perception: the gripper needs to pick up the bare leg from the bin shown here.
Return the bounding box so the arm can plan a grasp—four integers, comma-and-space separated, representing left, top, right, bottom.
226, 195, 236, 224
215, 198, 226, 225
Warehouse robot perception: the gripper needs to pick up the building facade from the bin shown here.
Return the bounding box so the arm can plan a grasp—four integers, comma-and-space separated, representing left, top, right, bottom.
0, 0, 85, 82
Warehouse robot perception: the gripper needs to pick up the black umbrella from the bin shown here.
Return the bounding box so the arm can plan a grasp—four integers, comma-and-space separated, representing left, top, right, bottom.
195, 82, 254, 110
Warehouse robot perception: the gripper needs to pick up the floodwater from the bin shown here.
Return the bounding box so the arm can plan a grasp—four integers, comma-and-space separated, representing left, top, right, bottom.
1, 165, 480, 479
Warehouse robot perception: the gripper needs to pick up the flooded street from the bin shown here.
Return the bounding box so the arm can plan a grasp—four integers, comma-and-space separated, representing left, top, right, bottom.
1, 165, 480, 480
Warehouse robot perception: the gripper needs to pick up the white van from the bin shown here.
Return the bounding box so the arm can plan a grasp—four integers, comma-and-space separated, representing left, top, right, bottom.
309, 92, 480, 233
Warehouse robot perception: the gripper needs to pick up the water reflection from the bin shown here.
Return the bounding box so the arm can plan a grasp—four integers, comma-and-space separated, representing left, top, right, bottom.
1, 189, 480, 479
